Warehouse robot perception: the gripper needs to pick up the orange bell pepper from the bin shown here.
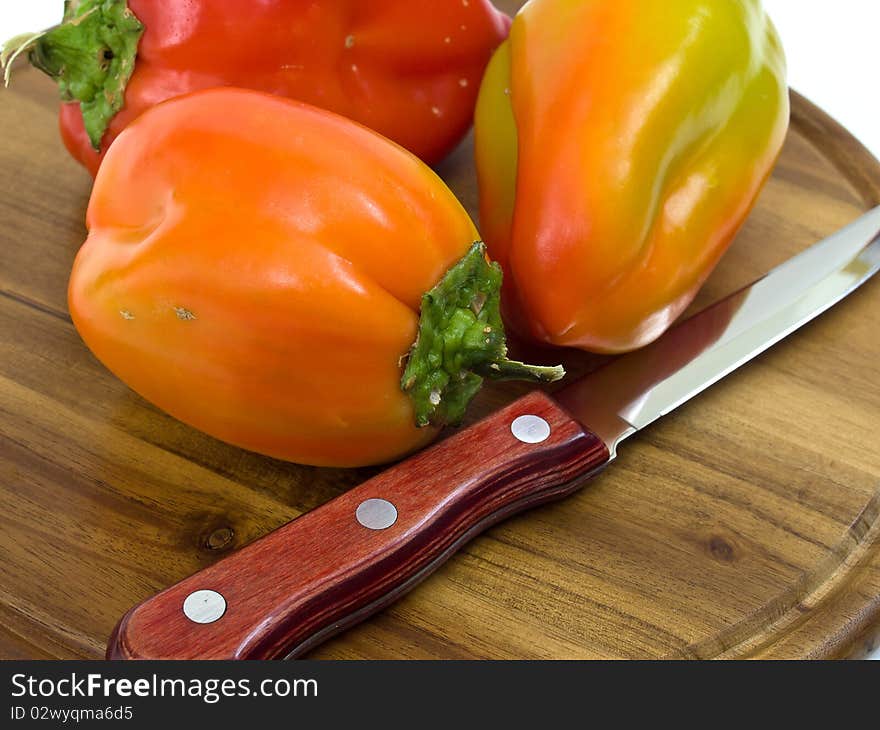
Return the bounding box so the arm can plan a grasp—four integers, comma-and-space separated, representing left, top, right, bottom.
68, 89, 562, 467
3, 0, 510, 174
474, 0, 789, 353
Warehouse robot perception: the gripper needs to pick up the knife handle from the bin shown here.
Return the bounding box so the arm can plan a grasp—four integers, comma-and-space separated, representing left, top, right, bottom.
106, 390, 610, 659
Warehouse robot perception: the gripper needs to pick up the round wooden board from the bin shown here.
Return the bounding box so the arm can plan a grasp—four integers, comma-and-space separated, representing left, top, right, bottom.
1, 64, 879, 659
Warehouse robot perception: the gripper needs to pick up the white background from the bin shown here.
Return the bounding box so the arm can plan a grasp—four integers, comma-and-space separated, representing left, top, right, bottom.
1, 1, 878, 158
2, 2, 878, 659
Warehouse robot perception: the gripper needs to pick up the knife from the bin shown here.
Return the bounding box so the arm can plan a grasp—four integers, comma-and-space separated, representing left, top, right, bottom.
106, 206, 880, 659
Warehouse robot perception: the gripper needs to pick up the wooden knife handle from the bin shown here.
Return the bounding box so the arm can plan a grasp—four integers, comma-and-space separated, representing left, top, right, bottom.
106, 391, 610, 659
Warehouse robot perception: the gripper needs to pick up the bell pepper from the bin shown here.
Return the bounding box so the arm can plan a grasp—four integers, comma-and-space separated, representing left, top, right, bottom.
3, 0, 511, 174
474, 0, 789, 353
68, 88, 562, 467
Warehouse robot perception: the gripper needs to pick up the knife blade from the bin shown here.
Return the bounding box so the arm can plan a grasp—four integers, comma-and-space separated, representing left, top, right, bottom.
107, 206, 880, 659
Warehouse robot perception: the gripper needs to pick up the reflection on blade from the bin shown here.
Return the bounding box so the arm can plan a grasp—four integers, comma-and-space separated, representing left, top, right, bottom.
556, 206, 880, 456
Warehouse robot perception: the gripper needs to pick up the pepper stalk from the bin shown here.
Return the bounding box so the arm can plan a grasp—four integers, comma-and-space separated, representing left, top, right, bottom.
401, 242, 565, 427
1, 0, 143, 150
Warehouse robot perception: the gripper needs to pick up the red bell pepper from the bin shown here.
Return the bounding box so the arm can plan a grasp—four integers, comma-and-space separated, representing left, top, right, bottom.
3, 0, 510, 174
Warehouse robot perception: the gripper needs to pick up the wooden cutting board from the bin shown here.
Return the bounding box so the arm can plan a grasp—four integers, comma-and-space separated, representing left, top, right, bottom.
2, 60, 879, 659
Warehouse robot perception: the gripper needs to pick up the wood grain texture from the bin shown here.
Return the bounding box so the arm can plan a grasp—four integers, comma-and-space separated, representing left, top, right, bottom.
2, 26, 880, 659
107, 392, 609, 659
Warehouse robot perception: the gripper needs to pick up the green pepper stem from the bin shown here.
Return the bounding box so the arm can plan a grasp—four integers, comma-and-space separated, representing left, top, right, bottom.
401, 242, 565, 428
2, 31, 49, 87
475, 359, 565, 382
1, 0, 144, 150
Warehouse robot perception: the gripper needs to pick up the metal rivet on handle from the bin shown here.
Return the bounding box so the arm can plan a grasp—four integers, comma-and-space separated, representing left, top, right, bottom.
510, 414, 551, 444
356, 498, 398, 530
182, 589, 227, 624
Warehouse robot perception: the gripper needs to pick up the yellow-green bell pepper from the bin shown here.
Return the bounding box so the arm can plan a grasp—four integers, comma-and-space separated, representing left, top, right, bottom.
475, 0, 789, 353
